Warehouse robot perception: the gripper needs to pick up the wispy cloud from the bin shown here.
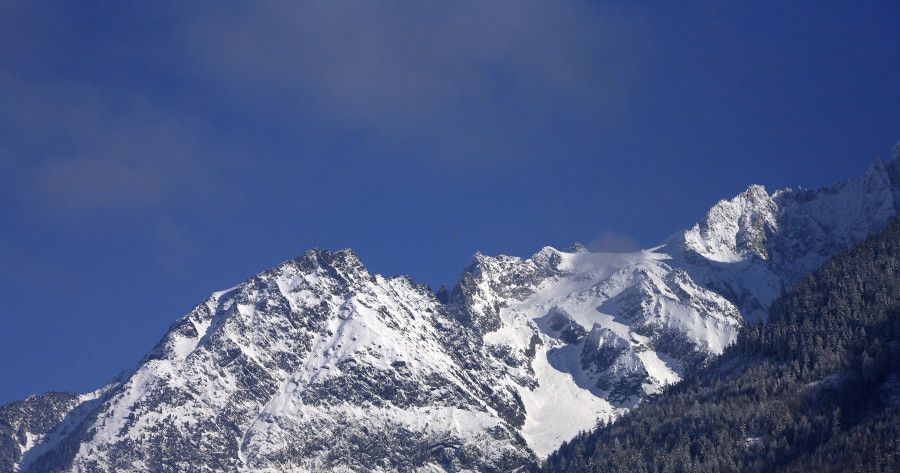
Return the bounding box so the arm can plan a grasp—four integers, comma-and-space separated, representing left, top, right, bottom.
34, 158, 166, 212
587, 230, 642, 253
178, 1, 652, 163
1, 73, 214, 215
2, 1, 653, 214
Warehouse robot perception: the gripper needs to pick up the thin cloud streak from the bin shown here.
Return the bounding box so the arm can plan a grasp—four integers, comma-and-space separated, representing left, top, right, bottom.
1, 74, 217, 215
179, 1, 652, 163
588, 230, 642, 253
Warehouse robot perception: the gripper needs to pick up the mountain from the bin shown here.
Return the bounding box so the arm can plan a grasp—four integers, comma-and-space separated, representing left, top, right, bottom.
671, 152, 900, 320
2, 146, 899, 472
541, 215, 900, 473
14, 250, 535, 472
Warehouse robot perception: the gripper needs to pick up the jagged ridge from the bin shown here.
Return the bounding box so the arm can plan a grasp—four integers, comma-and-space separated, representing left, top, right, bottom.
3, 145, 899, 472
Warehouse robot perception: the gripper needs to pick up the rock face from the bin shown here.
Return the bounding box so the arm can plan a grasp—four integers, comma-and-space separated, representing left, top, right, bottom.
19, 250, 535, 472
3, 149, 899, 472
673, 154, 900, 320
1, 392, 79, 472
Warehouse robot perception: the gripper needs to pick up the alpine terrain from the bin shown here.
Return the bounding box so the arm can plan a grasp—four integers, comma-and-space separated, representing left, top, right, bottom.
542, 199, 900, 473
2, 144, 899, 472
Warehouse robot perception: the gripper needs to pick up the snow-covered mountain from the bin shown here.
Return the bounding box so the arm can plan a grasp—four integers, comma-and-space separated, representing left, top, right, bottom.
3, 146, 899, 472
673, 150, 900, 320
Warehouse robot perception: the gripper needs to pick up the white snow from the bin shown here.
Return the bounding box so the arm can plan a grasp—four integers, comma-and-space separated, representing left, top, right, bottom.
20, 153, 898, 471
519, 343, 618, 457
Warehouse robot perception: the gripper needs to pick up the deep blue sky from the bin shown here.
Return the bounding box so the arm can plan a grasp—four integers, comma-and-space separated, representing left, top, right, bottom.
1, 1, 899, 403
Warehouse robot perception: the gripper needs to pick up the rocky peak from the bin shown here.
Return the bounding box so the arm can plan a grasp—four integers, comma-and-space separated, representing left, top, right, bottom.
680, 184, 778, 263
291, 247, 371, 284
448, 248, 564, 333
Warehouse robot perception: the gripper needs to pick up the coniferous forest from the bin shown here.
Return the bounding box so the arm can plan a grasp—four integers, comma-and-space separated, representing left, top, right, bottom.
541, 217, 900, 473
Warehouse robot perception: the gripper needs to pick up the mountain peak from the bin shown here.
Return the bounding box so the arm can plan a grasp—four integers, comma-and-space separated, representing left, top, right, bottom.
679, 182, 777, 263
568, 242, 589, 253
292, 247, 370, 281
741, 183, 770, 200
